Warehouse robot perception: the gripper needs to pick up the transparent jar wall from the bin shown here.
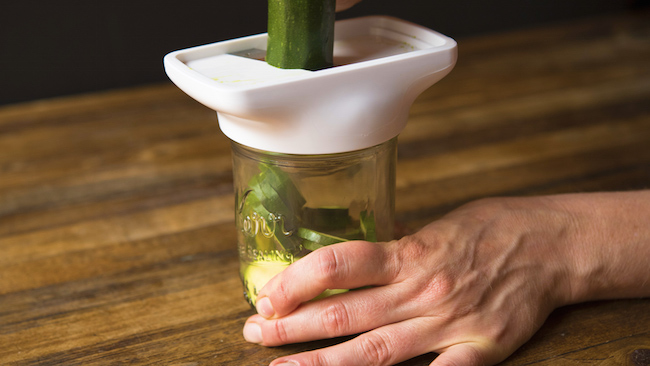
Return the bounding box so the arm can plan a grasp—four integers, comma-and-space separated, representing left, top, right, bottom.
231, 138, 396, 306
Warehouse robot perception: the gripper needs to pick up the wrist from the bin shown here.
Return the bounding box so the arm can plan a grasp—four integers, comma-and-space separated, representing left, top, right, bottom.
549, 191, 650, 304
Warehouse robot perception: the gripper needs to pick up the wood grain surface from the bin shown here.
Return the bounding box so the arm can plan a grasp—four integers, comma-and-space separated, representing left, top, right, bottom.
1, 10, 650, 366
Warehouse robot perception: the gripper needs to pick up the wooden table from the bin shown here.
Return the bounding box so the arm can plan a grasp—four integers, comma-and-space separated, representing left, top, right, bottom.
1, 11, 649, 366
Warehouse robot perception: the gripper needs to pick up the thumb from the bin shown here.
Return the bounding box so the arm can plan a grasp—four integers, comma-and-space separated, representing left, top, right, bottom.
429, 344, 491, 366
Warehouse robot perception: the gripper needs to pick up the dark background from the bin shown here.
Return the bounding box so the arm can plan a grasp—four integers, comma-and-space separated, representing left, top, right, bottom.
1, 0, 647, 106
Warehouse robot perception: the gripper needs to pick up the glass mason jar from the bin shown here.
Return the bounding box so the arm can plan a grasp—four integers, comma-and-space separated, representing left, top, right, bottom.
231, 138, 396, 306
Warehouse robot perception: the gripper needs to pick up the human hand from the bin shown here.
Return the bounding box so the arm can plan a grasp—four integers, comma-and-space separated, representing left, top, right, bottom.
336, 0, 362, 12
243, 195, 581, 365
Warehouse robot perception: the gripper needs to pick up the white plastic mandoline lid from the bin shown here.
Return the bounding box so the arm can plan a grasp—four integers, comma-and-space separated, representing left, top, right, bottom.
164, 16, 457, 154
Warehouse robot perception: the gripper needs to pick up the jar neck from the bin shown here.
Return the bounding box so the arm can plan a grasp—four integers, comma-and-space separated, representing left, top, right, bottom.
230, 137, 397, 163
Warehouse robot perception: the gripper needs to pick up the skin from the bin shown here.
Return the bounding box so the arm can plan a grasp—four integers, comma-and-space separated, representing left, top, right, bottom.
335, 0, 363, 11
243, 191, 650, 365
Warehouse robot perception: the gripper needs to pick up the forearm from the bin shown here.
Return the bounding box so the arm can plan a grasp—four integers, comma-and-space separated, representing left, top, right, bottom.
551, 190, 650, 304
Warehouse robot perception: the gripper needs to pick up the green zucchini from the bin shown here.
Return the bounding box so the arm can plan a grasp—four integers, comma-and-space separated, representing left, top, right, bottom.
239, 162, 380, 307
240, 164, 305, 252
242, 261, 289, 306
360, 210, 377, 242
297, 227, 346, 247
242, 260, 348, 305
267, 0, 336, 70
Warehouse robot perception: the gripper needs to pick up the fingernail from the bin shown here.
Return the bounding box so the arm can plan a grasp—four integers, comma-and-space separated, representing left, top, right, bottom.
243, 322, 263, 344
273, 362, 298, 366
257, 297, 275, 318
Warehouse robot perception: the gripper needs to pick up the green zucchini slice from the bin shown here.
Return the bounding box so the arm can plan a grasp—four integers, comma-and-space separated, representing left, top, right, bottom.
360, 210, 377, 242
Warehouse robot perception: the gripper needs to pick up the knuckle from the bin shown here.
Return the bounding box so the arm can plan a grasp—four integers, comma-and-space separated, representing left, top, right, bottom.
314, 248, 346, 287
392, 234, 430, 278
414, 273, 455, 305
398, 234, 428, 258
321, 302, 351, 337
273, 277, 290, 304
271, 319, 290, 344
313, 350, 331, 366
393, 235, 457, 306
357, 332, 393, 366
